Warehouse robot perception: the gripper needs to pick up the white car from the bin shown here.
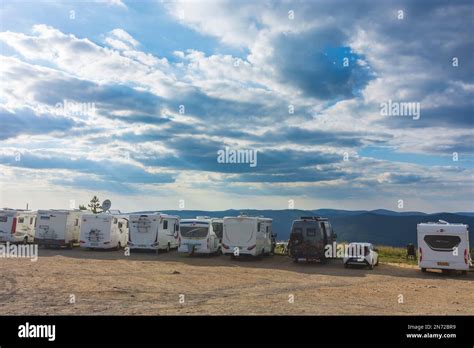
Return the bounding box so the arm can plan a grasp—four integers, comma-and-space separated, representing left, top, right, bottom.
343, 242, 379, 269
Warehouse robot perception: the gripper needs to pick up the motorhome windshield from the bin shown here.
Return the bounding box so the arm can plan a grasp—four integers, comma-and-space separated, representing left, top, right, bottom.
181, 226, 208, 238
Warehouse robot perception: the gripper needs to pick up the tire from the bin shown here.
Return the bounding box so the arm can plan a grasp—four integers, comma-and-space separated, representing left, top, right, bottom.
23, 237, 28, 245
230, 254, 236, 260
421, 268, 427, 272
68, 242, 74, 249
368, 262, 374, 270
375, 258, 379, 266
344, 262, 348, 268
293, 258, 298, 263
167, 243, 171, 253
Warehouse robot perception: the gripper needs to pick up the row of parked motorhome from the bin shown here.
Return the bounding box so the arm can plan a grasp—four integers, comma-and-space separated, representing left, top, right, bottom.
0, 208, 471, 273
0, 209, 276, 257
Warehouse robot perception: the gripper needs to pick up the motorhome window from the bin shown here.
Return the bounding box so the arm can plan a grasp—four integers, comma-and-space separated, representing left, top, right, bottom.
212, 222, 223, 239
18, 217, 25, 223
258, 223, 261, 231
266, 226, 269, 233
40, 216, 50, 220
320, 222, 327, 238
290, 228, 303, 242
292, 227, 303, 236
0, 216, 7, 223
113, 218, 118, 224
175, 223, 179, 231
424, 235, 461, 251
180, 226, 208, 238
324, 222, 331, 235
306, 228, 317, 237
30, 217, 34, 224
163, 220, 168, 229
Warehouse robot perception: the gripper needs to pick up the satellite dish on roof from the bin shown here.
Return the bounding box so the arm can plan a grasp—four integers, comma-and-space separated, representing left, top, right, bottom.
102, 199, 111, 212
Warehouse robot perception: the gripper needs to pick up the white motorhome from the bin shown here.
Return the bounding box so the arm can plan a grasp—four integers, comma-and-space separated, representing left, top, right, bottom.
35, 209, 83, 248
0, 209, 36, 244
418, 220, 471, 274
128, 212, 179, 252
222, 215, 273, 258
178, 216, 223, 255
80, 213, 129, 250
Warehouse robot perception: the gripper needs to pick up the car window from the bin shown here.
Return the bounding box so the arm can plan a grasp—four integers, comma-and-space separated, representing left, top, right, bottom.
163, 220, 168, 229
306, 228, 317, 237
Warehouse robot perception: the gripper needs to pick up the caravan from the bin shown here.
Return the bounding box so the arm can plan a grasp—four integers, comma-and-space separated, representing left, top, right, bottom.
80, 213, 129, 250
35, 210, 83, 248
178, 217, 223, 255
0, 209, 36, 244
418, 220, 471, 274
222, 215, 274, 258
128, 212, 179, 252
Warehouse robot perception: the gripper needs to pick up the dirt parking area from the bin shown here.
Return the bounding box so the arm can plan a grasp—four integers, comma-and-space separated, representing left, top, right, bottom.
0, 248, 472, 315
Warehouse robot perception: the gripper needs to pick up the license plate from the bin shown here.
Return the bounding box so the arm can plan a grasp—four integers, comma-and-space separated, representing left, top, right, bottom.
437, 262, 449, 266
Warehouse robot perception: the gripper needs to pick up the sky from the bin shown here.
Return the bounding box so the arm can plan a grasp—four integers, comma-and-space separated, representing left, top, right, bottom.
0, 0, 473, 213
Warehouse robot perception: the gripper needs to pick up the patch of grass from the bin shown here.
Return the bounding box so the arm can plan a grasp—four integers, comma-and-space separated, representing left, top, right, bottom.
377, 245, 417, 265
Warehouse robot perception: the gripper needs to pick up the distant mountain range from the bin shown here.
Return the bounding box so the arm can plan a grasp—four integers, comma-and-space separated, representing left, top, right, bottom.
129, 209, 473, 247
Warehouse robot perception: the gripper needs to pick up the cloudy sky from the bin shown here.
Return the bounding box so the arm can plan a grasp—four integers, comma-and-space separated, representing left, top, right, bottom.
0, 0, 473, 212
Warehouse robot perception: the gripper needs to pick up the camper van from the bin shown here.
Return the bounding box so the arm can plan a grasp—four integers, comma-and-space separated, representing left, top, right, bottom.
35, 210, 83, 248
0, 209, 36, 244
288, 216, 337, 263
80, 213, 129, 250
222, 215, 273, 258
418, 220, 471, 274
178, 217, 223, 255
128, 212, 179, 252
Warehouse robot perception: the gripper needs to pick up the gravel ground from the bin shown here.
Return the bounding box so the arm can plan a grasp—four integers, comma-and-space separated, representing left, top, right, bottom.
0, 248, 472, 315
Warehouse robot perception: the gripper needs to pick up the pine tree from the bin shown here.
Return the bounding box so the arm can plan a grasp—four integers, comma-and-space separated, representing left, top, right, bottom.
88, 196, 102, 214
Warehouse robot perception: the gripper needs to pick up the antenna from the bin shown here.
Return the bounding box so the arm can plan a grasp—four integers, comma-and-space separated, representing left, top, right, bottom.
101, 199, 112, 213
